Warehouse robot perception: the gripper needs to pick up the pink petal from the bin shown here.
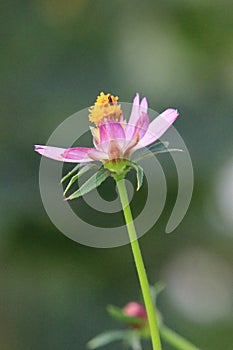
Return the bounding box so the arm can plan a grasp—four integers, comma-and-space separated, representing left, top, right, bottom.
140, 97, 148, 114
99, 120, 125, 142
126, 111, 150, 141
35, 145, 69, 161
108, 140, 123, 159
99, 120, 126, 153
126, 94, 149, 140
123, 134, 140, 158
134, 93, 140, 105
34, 145, 105, 163
137, 108, 179, 148
62, 147, 107, 162
90, 126, 100, 147
127, 93, 140, 128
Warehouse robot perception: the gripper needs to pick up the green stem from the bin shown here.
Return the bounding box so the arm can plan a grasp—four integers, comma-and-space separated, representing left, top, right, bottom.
116, 178, 162, 350
160, 325, 201, 350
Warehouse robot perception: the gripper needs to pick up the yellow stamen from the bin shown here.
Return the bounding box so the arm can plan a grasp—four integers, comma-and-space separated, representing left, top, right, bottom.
89, 92, 123, 125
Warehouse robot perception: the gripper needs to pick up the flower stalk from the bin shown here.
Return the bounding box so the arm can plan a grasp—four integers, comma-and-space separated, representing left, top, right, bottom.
116, 177, 162, 350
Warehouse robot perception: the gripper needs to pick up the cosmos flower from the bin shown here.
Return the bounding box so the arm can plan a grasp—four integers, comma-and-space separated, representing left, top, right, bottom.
35, 92, 178, 164
35, 92, 179, 199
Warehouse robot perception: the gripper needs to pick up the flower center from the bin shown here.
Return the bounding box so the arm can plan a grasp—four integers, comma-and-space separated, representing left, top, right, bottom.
89, 92, 123, 125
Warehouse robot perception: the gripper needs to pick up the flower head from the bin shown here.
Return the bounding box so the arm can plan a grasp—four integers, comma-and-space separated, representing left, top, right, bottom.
35, 92, 178, 164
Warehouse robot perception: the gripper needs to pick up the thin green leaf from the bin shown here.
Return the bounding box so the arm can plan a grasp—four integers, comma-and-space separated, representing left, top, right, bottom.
126, 161, 144, 191
133, 148, 183, 163
132, 141, 168, 163
61, 163, 87, 183
63, 173, 80, 196
63, 163, 98, 195
127, 335, 142, 350
137, 166, 144, 191
87, 330, 128, 349
147, 141, 169, 152
107, 305, 145, 326
150, 281, 166, 305
154, 281, 166, 297
66, 168, 109, 200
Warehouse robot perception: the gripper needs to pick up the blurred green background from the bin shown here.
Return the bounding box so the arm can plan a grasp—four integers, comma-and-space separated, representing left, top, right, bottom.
1, 1, 233, 349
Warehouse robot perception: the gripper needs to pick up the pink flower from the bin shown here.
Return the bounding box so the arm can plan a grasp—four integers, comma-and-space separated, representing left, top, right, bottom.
35, 92, 178, 164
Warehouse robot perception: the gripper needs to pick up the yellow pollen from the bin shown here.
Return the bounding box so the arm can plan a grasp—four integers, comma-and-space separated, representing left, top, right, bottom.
89, 92, 123, 125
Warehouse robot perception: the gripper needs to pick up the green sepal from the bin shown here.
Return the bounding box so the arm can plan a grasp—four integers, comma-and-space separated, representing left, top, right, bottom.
66, 168, 110, 200
87, 330, 131, 350
128, 162, 144, 191
63, 163, 98, 195
61, 163, 88, 183
107, 305, 145, 326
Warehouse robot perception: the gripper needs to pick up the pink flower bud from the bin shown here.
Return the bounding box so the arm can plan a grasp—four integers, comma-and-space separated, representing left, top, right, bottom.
122, 302, 148, 329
